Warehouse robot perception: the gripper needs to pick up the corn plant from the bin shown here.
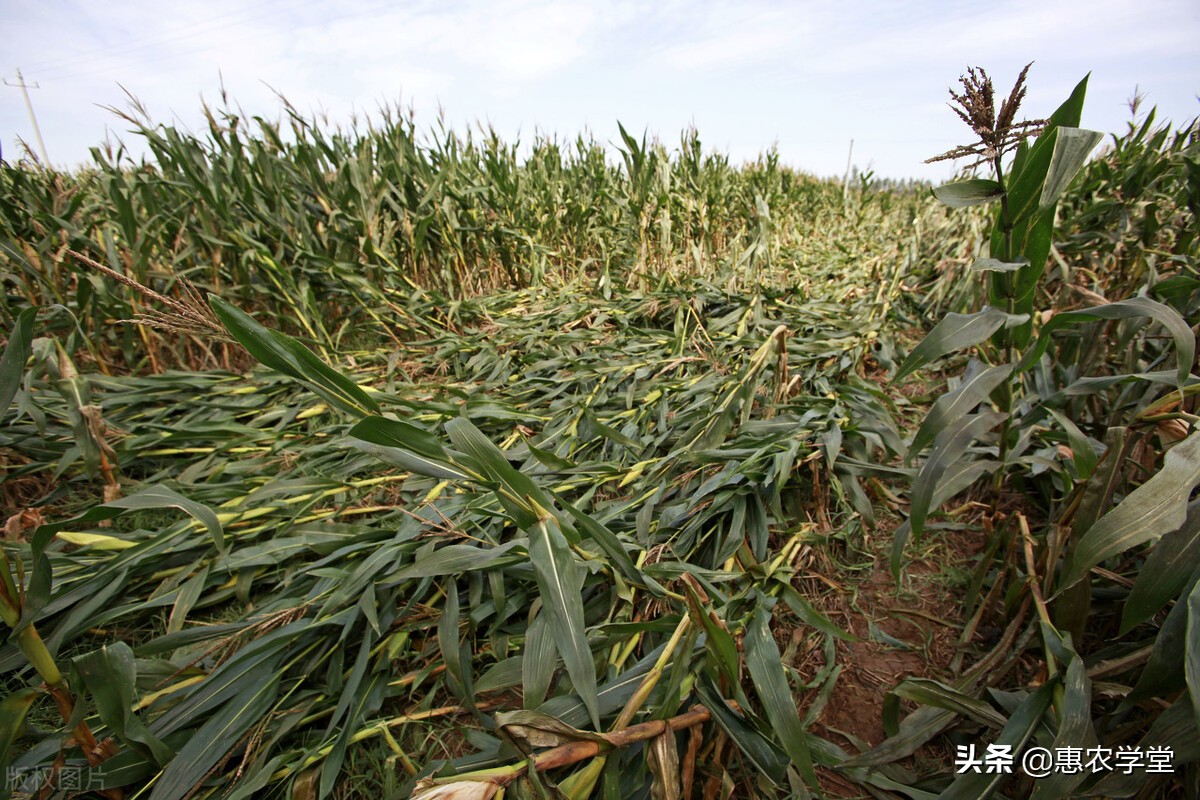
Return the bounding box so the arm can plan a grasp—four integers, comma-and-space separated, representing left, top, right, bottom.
1056, 99, 1199, 307
6, 75, 1194, 798
874, 66, 1199, 798
2, 253, 916, 799
1, 94, 971, 376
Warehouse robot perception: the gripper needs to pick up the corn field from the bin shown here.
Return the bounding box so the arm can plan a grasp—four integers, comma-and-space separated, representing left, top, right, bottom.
1, 74, 1199, 800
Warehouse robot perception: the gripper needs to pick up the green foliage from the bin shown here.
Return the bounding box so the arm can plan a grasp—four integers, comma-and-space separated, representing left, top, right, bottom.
3, 75, 1197, 799
0, 100, 950, 373
2, 278, 895, 798
886, 67, 1200, 799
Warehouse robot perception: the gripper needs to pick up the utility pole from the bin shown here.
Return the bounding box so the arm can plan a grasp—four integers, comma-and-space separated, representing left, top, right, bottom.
4, 69, 50, 164
841, 138, 854, 209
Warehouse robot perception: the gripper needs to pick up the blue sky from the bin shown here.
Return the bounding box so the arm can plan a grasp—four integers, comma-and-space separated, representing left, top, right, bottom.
3, 0, 1198, 179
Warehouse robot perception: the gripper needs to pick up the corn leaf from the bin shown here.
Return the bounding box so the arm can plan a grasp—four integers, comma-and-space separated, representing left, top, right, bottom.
1187, 578, 1200, 734
1124, 562, 1199, 706
522, 610, 557, 709
527, 518, 599, 729
745, 604, 816, 784
74, 642, 174, 765
1029, 647, 1098, 799
840, 705, 956, 767
209, 295, 379, 417
1039, 127, 1104, 209
696, 676, 788, 784
969, 257, 1029, 273
900, 410, 1006, 571
935, 681, 1057, 800
1018, 296, 1196, 389
908, 361, 1013, 461
149, 671, 282, 800
0, 306, 36, 419
931, 179, 1004, 208
0, 688, 39, 774
1060, 429, 1200, 591
888, 679, 1006, 730
1120, 499, 1200, 633
895, 308, 1022, 382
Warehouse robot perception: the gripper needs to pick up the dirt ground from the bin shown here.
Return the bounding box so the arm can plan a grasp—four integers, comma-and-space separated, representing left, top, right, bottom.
789, 516, 987, 797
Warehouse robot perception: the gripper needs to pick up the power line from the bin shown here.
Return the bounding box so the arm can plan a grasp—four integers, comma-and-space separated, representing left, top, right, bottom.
3, 69, 50, 163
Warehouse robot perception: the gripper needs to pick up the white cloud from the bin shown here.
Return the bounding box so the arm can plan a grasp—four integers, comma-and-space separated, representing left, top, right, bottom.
655, 3, 811, 70
3, 0, 1198, 175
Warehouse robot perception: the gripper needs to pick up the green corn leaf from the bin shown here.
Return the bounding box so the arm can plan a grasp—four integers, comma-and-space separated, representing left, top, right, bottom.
919, 460, 1002, 516
446, 416, 556, 529
895, 307, 1023, 382
935, 680, 1057, 800
74, 642, 174, 766
1039, 127, 1104, 208
166, 564, 210, 634
931, 179, 1004, 208
347, 415, 450, 462
32, 485, 223, 560
888, 679, 1007, 730
0, 305, 36, 419
476, 656, 523, 694
681, 579, 739, 686
0, 688, 39, 775
1187, 578, 1200, 734
745, 604, 816, 784
840, 705, 957, 767
148, 672, 281, 800
1004, 74, 1090, 225
581, 410, 642, 451
528, 518, 599, 729
1121, 500, 1200, 633
1153, 275, 1200, 302
1018, 296, 1196, 389
75, 746, 162, 792
1124, 563, 1199, 707
149, 623, 296, 736
696, 676, 788, 784
438, 576, 474, 707
1070, 426, 1128, 541
23, 487, 224, 633
209, 295, 379, 418
1059, 428, 1200, 591
217, 755, 296, 800
325, 627, 381, 740
1047, 73, 1090, 129
1029, 638, 1099, 800
969, 257, 1029, 273
777, 583, 858, 642
347, 438, 469, 481
902, 410, 1007, 570
524, 439, 576, 470
555, 496, 651, 592
321, 652, 387, 798
1005, 129, 1059, 227
385, 541, 526, 581
1005, 210, 1055, 349
1045, 408, 1099, 481
523, 610, 557, 709
1093, 695, 1199, 796
908, 361, 1013, 461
